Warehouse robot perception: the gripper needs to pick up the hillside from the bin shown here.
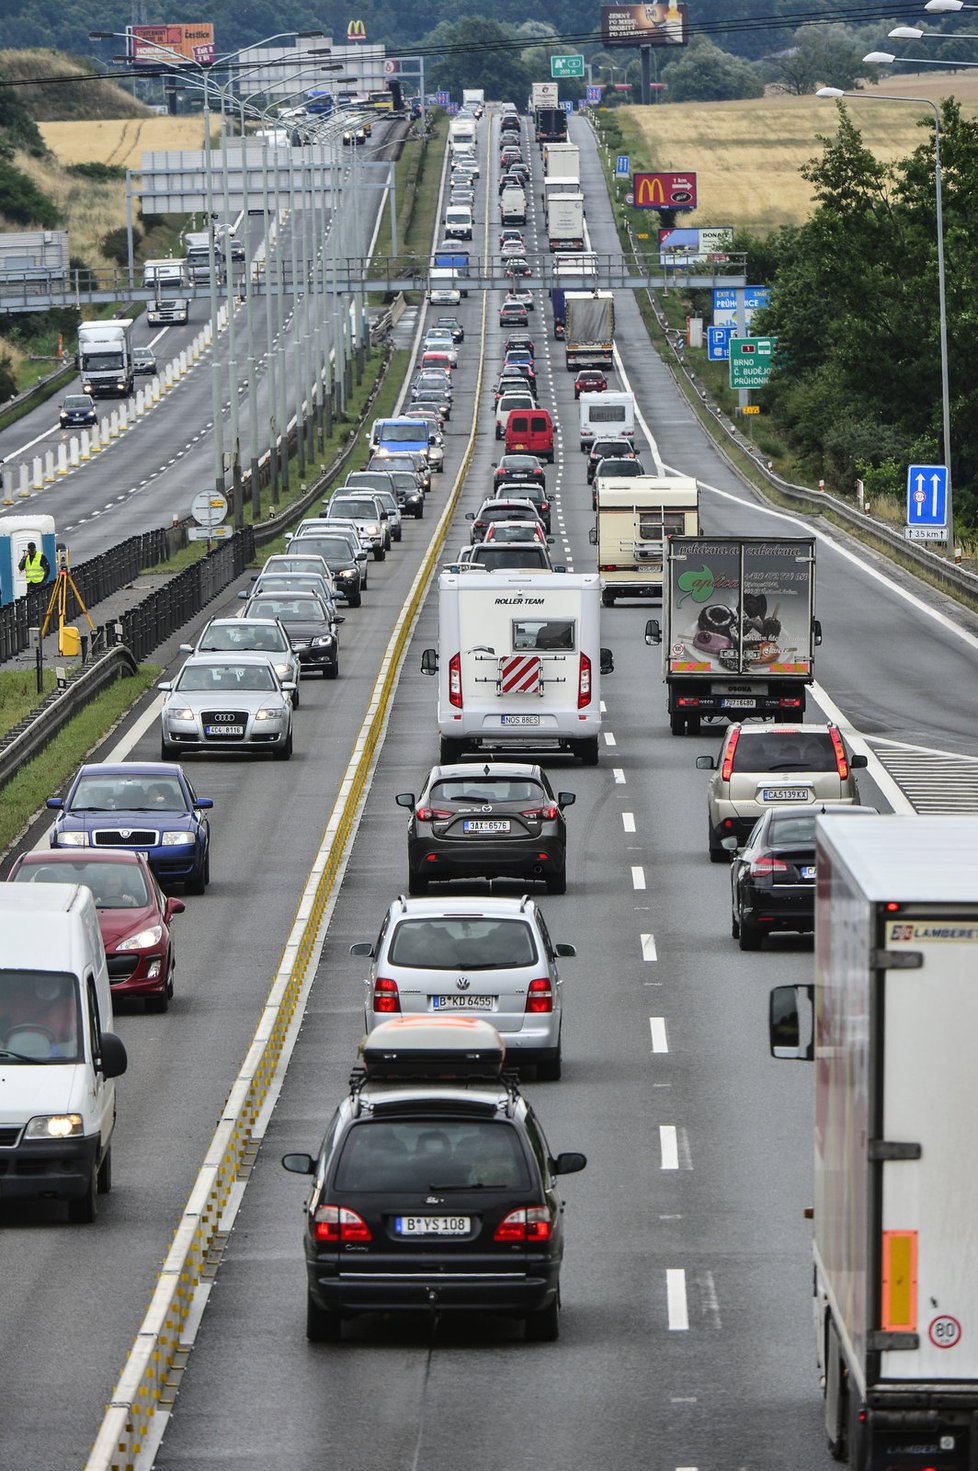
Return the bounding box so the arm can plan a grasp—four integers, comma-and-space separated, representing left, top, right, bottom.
0, 49, 150, 122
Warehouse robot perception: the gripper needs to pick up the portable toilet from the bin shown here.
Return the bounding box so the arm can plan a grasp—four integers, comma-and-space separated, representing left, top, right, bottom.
0, 514, 57, 606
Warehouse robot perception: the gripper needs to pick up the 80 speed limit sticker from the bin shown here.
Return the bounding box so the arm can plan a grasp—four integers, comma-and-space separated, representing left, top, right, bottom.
928, 1315, 962, 1349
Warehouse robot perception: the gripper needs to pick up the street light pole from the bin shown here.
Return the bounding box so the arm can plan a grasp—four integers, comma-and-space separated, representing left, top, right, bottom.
818, 85, 954, 555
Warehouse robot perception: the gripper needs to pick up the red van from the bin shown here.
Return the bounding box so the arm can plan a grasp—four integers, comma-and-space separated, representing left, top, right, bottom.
505, 408, 554, 463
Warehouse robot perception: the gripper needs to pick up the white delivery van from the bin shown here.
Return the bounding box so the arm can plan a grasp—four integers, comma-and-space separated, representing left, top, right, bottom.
421, 570, 614, 766
428, 268, 461, 305
579, 390, 635, 450
443, 206, 473, 241
591, 475, 700, 605
0, 884, 127, 1222
500, 187, 527, 226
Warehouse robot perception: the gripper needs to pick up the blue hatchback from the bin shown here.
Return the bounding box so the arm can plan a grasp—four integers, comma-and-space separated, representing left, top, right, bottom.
47, 762, 213, 894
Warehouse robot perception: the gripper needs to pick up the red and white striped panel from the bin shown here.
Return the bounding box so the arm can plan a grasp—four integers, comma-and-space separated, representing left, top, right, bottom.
498, 654, 542, 694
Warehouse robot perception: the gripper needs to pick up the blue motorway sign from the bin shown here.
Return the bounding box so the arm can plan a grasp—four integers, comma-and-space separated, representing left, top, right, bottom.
906, 463, 948, 529
586, 85, 603, 103
707, 326, 737, 361
713, 286, 771, 327
616, 155, 630, 177
560, 100, 574, 112
435, 90, 450, 106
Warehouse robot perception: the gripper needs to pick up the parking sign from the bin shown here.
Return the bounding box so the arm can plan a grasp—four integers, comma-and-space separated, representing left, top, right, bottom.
616, 155, 630, 177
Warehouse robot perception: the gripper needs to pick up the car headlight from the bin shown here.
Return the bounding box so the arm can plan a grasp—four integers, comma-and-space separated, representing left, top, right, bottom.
25, 1114, 83, 1139
58, 831, 89, 847
255, 706, 286, 720
117, 924, 164, 952
273, 661, 292, 679
161, 831, 195, 846
167, 706, 195, 721
365, 522, 380, 535
312, 635, 335, 648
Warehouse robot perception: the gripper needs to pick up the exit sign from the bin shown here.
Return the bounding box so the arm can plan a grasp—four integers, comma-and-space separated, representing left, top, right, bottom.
729, 336, 776, 389
551, 54, 584, 77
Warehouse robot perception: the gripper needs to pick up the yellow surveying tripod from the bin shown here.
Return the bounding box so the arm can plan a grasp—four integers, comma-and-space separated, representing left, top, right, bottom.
39, 545, 95, 656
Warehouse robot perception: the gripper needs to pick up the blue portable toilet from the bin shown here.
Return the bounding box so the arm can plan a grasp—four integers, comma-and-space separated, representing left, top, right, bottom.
0, 514, 57, 606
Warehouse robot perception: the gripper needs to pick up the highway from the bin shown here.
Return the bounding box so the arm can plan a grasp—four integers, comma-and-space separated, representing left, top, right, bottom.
0, 100, 977, 1471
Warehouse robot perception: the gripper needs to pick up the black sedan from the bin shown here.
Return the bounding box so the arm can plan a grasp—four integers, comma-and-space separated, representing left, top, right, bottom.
434, 315, 465, 343
492, 454, 546, 493
395, 761, 575, 894
728, 804, 879, 950
239, 590, 341, 678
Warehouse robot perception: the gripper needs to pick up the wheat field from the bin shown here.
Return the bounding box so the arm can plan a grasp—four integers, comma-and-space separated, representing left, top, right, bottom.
617, 74, 978, 231
39, 116, 216, 168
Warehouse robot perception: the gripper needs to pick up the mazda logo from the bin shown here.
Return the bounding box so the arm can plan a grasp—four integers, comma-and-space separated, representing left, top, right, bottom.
455, 976, 470, 991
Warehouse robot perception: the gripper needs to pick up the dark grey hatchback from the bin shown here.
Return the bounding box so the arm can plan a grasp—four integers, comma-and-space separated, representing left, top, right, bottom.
282, 1018, 586, 1343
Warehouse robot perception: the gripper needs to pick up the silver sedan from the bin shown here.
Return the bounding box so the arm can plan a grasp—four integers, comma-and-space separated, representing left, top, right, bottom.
159, 652, 295, 760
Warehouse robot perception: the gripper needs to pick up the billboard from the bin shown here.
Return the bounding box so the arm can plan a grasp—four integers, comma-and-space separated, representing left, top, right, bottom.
601, 4, 689, 48
632, 171, 696, 210
658, 226, 733, 262
347, 19, 368, 42
129, 23, 215, 67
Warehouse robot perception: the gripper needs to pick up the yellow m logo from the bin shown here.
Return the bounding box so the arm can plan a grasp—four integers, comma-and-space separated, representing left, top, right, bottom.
634, 173, 666, 206
347, 18, 367, 39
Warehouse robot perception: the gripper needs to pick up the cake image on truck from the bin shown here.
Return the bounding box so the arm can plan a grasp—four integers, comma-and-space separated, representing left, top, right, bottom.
769, 814, 978, 1471
420, 570, 614, 766
645, 535, 821, 735
591, 475, 699, 605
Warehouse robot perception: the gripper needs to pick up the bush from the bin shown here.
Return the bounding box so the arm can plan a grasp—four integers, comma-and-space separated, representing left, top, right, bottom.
101, 227, 139, 267
66, 161, 126, 182
0, 159, 59, 227
0, 353, 17, 402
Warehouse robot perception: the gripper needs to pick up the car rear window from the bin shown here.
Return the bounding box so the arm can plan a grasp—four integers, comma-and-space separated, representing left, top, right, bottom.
733, 732, 836, 773
767, 816, 817, 846
333, 1120, 531, 1192
431, 778, 546, 803
388, 917, 538, 970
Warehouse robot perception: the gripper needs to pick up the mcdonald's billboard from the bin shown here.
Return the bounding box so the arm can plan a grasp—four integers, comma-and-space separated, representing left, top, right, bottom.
632, 171, 697, 210
129, 24, 215, 67
347, 18, 368, 41
601, 4, 689, 48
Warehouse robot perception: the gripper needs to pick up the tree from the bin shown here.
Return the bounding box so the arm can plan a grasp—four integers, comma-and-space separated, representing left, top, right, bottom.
425, 18, 534, 101
660, 38, 764, 103
773, 23, 882, 96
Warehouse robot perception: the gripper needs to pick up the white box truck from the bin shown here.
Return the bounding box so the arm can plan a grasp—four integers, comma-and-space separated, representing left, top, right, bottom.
564, 292, 614, 371
461, 88, 485, 116
644, 535, 821, 735
579, 389, 634, 450
770, 814, 978, 1471
77, 318, 135, 398
0, 884, 127, 1222
448, 117, 477, 150
420, 570, 614, 765
546, 193, 585, 252
591, 475, 699, 605
543, 141, 580, 177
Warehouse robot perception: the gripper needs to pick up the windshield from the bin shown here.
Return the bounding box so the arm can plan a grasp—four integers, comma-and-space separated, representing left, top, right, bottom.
12, 860, 151, 908
200, 626, 286, 653
175, 663, 277, 693
70, 775, 185, 812
333, 1120, 530, 1192
63, 396, 92, 410
388, 917, 537, 970
80, 352, 123, 371
379, 423, 426, 443
248, 599, 324, 622
330, 499, 377, 518
0, 970, 82, 1063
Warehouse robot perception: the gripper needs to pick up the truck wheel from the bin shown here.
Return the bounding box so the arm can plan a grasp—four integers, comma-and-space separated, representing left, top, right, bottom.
307, 1294, 342, 1343
670, 712, 686, 736
576, 737, 599, 767
738, 920, 763, 951
602, 589, 616, 608
439, 735, 465, 764
68, 1163, 98, 1224
709, 825, 727, 864
373, 546, 385, 562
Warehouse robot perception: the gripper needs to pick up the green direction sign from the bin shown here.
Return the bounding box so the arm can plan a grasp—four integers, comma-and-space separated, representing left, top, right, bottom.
729, 336, 776, 390
551, 54, 585, 78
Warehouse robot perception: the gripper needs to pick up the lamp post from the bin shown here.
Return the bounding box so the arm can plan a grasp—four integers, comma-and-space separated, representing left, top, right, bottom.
817, 85, 955, 555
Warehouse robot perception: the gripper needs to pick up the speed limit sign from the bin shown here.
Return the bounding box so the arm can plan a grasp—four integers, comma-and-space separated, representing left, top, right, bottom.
929, 1315, 962, 1349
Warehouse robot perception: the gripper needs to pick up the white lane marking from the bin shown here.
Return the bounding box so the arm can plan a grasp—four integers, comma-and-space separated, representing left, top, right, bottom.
641, 932, 657, 961
604, 730, 616, 746
631, 866, 646, 890
660, 1124, 678, 1168
600, 699, 607, 712
809, 680, 915, 814
650, 1015, 668, 1051
613, 767, 625, 784
667, 1268, 689, 1330
622, 811, 636, 832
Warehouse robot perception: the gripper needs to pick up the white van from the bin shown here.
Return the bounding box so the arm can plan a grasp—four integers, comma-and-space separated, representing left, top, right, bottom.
444, 206, 473, 241
0, 885, 127, 1222
579, 390, 635, 451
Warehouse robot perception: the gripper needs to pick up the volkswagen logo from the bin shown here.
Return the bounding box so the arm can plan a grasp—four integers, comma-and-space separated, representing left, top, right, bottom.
455, 976, 471, 991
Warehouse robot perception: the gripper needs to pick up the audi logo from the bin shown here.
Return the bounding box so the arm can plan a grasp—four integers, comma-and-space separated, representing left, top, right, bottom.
212, 713, 237, 722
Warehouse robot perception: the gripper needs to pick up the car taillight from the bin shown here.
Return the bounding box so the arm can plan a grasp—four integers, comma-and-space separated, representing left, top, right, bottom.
750, 856, 789, 877
525, 977, 554, 1014
494, 1206, 553, 1243
416, 806, 452, 821
520, 806, 558, 821
448, 652, 462, 709
372, 977, 400, 1014
829, 726, 849, 779
312, 1205, 373, 1244
578, 652, 592, 709
720, 727, 741, 781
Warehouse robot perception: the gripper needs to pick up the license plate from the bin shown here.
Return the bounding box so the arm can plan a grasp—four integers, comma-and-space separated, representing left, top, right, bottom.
432, 995, 494, 1010
800, 864, 816, 880
395, 1216, 470, 1236
205, 725, 244, 736
721, 697, 755, 709
761, 787, 812, 802
463, 819, 510, 833
501, 714, 540, 726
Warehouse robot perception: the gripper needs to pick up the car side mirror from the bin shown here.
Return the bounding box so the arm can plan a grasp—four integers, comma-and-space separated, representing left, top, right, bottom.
813, 618, 823, 647
554, 942, 576, 958
98, 1031, 128, 1080
850, 753, 868, 769
46, 797, 64, 809
551, 1151, 587, 1176
420, 648, 438, 675
645, 619, 662, 646
166, 897, 186, 919
588, 528, 597, 545
464, 511, 474, 520
557, 791, 576, 808
769, 983, 815, 1060
553, 564, 566, 574
721, 835, 739, 852
179, 643, 193, 653
349, 942, 374, 957
157, 681, 172, 692
695, 756, 716, 770
195, 797, 214, 809
281, 1152, 316, 1176
395, 793, 415, 809
334, 614, 345, 625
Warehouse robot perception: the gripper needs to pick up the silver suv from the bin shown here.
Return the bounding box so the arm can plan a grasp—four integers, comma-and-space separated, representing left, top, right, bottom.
696, 721, 868, 862
351, 895, 575, 1080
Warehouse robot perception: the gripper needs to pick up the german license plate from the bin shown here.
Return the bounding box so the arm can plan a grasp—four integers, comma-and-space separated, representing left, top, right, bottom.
502, 714, 540, 726
205, 725, 244, 736
800, 864, 816, 880
761, 787, 811, 802
395, 1216, 470, 1236
432, 995, 494, 1010
721, 698, 755, 709
463, 819, 510, 833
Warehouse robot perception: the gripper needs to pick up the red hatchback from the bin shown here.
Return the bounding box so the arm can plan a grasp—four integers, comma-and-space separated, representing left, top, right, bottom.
574, 369, 608, 399
7, 849, 184, 1012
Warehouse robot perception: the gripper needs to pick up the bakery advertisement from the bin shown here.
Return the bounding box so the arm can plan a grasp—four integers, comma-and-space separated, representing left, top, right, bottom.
669, 541, 813, 676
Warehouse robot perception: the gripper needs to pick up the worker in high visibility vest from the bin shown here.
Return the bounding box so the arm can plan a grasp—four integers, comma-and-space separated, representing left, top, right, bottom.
18, 541, 51, 584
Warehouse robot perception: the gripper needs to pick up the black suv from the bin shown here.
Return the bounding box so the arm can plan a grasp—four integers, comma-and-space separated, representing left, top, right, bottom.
282, 1018, 586, 1342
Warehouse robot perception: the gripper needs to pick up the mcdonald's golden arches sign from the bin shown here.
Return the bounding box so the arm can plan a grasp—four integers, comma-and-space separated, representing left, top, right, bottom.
347, 18, 368, 41
632, 171, 697, 210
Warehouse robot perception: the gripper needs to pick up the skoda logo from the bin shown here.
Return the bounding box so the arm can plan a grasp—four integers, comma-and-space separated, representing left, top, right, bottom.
120, 830, 132, 839
456, 976, 471, 991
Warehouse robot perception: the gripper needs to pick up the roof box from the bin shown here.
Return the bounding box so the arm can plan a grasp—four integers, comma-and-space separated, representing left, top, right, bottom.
359, 1017, 506, 1079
